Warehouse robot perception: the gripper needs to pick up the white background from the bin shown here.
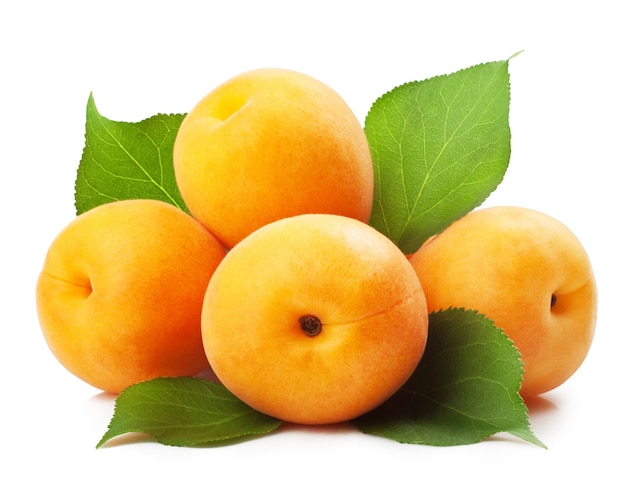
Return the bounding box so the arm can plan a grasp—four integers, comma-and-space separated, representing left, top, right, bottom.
2, 1, 623, 498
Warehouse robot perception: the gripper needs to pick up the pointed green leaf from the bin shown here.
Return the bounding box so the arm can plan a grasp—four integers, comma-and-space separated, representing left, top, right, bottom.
75, 93, 188, 215
355, 308, 546, 448
96, 377, 282, 448
366, 55, 518, 254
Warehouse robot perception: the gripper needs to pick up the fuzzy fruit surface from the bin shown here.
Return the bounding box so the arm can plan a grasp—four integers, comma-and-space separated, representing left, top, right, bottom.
409, 206, 597, 397
173, 68, 374, 249
36, 199, 227, 393
202, 213, 429, 424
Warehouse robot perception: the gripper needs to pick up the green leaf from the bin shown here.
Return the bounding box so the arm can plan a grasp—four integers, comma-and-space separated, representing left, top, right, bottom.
365, 55, 518, 254
75, 93, 188, 215
355, 308, 546, 448
96, 377, 282, 448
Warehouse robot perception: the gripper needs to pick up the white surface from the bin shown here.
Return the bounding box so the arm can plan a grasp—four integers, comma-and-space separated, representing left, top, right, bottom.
2, 1, 623, 498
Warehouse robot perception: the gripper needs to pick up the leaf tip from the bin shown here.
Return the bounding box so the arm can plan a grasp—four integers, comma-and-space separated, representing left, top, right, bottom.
87, 91, 96, 108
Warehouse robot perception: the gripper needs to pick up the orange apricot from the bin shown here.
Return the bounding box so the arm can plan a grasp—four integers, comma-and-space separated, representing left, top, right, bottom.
173, 68, 374, 249
36, 199, 227, 393
409, 206, 597, 397
201, 213, 429, 424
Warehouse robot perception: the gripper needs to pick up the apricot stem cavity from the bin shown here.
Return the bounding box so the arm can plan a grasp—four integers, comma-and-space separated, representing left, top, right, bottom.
299, 315, 323, 337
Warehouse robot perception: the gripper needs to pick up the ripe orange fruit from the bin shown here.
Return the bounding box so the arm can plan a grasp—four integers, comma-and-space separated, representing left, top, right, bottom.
409, 206, 597, 397
173, 68, 374, 249
36, 199, 227, 393
201, 213, 429, 424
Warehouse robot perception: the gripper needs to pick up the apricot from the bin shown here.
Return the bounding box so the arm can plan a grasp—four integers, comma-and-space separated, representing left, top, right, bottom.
173, 68, 374, 249
409, 206, 597, 397
201, 213, 429, 424
36, 199, 227, 393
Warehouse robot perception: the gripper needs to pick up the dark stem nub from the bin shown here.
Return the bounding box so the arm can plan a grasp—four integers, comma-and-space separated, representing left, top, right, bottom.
551, 294, 557, 308
299, 315, 323, 337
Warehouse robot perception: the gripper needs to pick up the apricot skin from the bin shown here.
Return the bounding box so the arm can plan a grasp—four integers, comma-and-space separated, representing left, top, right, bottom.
409, 206, 597, 397
173, 68, 374, 249
36, 199, 227, 393
201, 214, 429, 425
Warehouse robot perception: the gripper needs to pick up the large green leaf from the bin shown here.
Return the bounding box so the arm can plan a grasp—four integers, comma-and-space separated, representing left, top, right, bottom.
97, 377, 282, 448
355, 308, 546, 448
75, 93, 187, 215
366, 55, 518, 254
